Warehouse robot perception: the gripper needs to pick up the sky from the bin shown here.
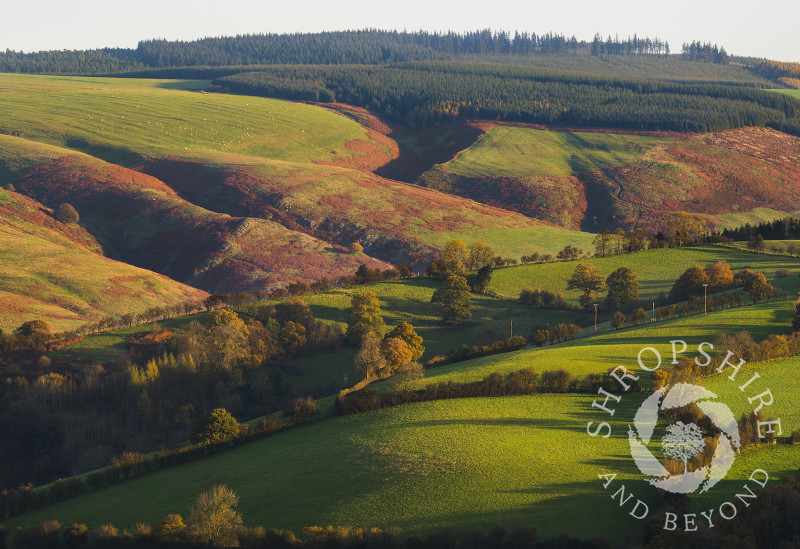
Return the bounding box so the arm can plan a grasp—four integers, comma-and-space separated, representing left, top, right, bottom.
2, 0, 799, 62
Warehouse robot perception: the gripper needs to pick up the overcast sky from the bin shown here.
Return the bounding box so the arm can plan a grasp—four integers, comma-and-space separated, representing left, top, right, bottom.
3, 0, 799, 62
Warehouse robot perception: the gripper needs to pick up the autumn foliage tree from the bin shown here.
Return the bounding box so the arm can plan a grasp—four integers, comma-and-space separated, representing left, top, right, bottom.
345, 292, 385, 345
386, 322, 425, 361
380, 337, 413, 371
187, 485, 243, 547
745, 272, 773, 303
704, 260, 734, 292
669, 265, 709, 302
190, 408, 239, 445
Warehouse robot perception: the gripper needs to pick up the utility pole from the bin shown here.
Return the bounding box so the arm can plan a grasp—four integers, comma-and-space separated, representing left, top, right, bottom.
594, 303, 598, 333
510, 318, 513, 338
703, 283, 708, 315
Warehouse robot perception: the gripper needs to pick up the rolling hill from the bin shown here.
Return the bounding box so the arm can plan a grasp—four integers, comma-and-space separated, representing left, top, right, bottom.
418, 125, 800, 232
6, 297, 800, 541
10, 144, 390, 294
0, 74, 597, 290
0, 188, 207, 332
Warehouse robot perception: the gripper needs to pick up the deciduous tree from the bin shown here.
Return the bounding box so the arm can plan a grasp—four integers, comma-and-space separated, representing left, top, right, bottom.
745, 272, 772, 303
431, 275, 472, 325
704, 260, 733, 292
386, 322, 425, 361
190, 408, 239, 445
669, 265, 709, 303
187, 485, 243, 547
345, 292, 385, 345
605, 267, 640, 309
566, 263, 605, 310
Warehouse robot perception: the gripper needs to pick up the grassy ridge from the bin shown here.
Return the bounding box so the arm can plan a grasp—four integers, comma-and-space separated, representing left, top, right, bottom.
139, 155, 597, 264
445, 127, 672, 178
421, 125, 800, 231
0, 74, 385, 166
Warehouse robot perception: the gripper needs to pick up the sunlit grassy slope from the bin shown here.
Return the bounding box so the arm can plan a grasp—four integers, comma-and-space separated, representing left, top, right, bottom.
0, 74, 385, 166
445, 127, 673, 178
415, 297, 794, 384
8, 300, 800, 540
490, 245, 798, 302
0, 189, 207, 331
3, 394, 651, 540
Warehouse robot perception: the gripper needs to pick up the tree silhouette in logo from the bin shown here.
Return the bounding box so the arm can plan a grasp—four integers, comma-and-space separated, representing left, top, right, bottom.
662, 421, 705, 475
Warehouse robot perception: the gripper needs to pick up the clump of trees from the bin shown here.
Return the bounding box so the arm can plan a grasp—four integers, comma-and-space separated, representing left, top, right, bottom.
530, 323, 583, 346
669, 261, 774, 304
519, 288, 567, 308
346, 292, 385, 345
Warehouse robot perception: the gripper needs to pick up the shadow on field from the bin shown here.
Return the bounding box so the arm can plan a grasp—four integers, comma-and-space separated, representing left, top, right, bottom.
65, 138, 144, 167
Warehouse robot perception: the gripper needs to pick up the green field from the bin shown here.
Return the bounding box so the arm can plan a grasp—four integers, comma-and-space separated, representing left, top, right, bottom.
2, 394, 650, 540
490, 245, 799, 303
704, 354, 800, 433
775, 89, 800, 100
445, 126, 673, 179
8, 304, 800, 540
0, 74, 383, 166
417, 297, 794, 385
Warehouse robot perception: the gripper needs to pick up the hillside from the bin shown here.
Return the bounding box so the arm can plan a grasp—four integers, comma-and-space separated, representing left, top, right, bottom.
0, 74, 596, 281
418, 125, 800, 231
0, 188, 207, 331
11, 147, 390, 294
6, 297, 800, 541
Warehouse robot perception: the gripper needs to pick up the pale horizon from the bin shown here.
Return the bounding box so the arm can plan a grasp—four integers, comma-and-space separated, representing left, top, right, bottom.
2, 0, 799, 63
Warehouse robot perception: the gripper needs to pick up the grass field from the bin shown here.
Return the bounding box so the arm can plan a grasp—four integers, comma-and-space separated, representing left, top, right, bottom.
0, 74, 385, 166
775, 89, 800, 100
704, 354, 800, 433
2, 394, 650, 541
490, 245, 799, 303
445, 127, 673, 179
415, 297, 795, 385
6, 375, 799, 540
6, 280, 800, 541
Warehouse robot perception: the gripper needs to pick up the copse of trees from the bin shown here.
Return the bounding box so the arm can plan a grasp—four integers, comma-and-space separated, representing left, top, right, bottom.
719, 216, 800, 247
